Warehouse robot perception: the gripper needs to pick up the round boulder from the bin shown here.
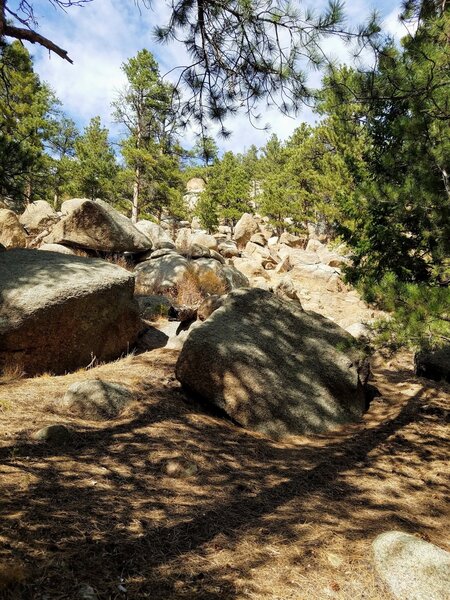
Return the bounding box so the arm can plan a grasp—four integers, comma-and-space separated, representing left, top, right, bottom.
59, 379, 133, 420
176, 288, 367, 439
372, 531, 450, 600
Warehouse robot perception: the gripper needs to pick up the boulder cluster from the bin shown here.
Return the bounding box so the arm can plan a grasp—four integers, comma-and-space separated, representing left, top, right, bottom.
1, 198, 379, 437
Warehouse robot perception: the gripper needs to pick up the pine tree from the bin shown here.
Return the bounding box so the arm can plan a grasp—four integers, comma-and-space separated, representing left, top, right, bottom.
0, 40, 57, 208
73, 116, 117, 200
113, 49, 182, 222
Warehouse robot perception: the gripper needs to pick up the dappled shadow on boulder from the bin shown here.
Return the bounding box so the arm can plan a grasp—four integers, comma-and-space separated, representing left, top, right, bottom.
0, 349, 448, 598
176, 288, 367, 439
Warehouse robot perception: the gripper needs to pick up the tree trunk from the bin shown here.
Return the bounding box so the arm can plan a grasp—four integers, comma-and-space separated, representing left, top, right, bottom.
132, 166, 140, 223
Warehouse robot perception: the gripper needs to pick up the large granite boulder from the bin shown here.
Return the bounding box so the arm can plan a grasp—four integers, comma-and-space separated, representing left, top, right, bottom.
0, 249, 141, 376
0, 209, 28, 248
43, 200, 151, 253
135, 220, 175, 250
19, 200, 58, 233
176, 288, 367, 438
233, 213, 260, 249
134, 253, 190, 295
372, 531, 450, 600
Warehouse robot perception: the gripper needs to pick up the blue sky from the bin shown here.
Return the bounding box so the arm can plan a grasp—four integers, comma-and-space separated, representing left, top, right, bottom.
21, 0, 410, 153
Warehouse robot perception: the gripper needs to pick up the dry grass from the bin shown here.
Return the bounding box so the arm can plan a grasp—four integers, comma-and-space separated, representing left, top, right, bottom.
0, 349, 448, 599
166, 265, 227, 308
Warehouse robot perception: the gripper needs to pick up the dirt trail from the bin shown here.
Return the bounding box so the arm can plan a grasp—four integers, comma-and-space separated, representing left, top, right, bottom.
0, 349, 449, 599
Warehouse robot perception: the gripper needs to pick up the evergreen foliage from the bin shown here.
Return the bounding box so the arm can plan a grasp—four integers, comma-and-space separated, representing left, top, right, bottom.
73, 116, 117, 201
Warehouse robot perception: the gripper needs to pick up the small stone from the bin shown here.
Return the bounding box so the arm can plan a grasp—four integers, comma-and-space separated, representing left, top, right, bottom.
32, 424, 71, 445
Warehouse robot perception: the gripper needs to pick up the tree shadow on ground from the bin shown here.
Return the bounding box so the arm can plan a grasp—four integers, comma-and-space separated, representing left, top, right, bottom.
0, 350, 448, 599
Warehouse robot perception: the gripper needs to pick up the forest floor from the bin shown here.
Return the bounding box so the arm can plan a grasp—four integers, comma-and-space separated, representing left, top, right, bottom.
0, 347, 449, 600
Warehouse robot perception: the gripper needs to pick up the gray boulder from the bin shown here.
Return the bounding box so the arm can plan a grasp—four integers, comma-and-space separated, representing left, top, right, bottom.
218, 241, 239, 258
0, 249, 141, 375
176, 288, 367, 438
60, 380, 132, 420
19, 200, 58, 233
61, 198, 89, 215
134, 254, 190, 295
135, 220, 174, 250
0, 209, 28, 248
372, 531, 450, 600
43, 200, 151, 253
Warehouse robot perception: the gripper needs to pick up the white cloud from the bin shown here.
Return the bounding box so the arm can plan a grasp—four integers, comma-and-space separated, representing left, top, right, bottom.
26, 0, 405, 153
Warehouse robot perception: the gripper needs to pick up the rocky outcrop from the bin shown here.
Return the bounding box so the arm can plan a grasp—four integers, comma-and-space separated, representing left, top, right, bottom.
176, 288, 367, 439
43, 200, 152, 253
372, 531, 450, 600
0, 249, 141, 375
0, 209, 28, 248
19, 200, 58, 233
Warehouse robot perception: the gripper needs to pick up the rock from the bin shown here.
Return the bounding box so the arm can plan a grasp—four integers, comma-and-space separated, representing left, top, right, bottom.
134, 254, 190, 295
175, 227, 192, 253
233, 213, 260, 249
290, 264, 343, 291
243, 241, 271, 261
0, 209, 28, 248
306, 238, 325, 253
221, 265, 249, 289
232, 257, 270, 280
279, 232, 306, 248
32, 424, 72, 444
191, 217, 202, 230
218, 241, 239, 258
191, 258, 247, 293
0, 243, 5, 252
273, 276, 303, 306
176, 288, 367, 438
185, 177, 206, 194
267, 236, 279, 247
346, 322, 370, 339
274, 255, 291, 274
19, 200, 58, 233
43, 200, 151, 253
143, 247, 179, 261
78, 584, 98, 600
209, 249, 226, 264
197, 295, 224, 321
0, 249, 141, 375
60, 380, 133, 420
372, 531, 450, 600
39, 243, 77, 255
278, 245, 320, 266
136, 295, 172, 320
249, 232, 267, 247
415, 346, 450, 383
191, 232, 218, 250
60, 198, 89, 215
218, 225, 232, 235
135, 220, 174, 250
181, 243, 211, 259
